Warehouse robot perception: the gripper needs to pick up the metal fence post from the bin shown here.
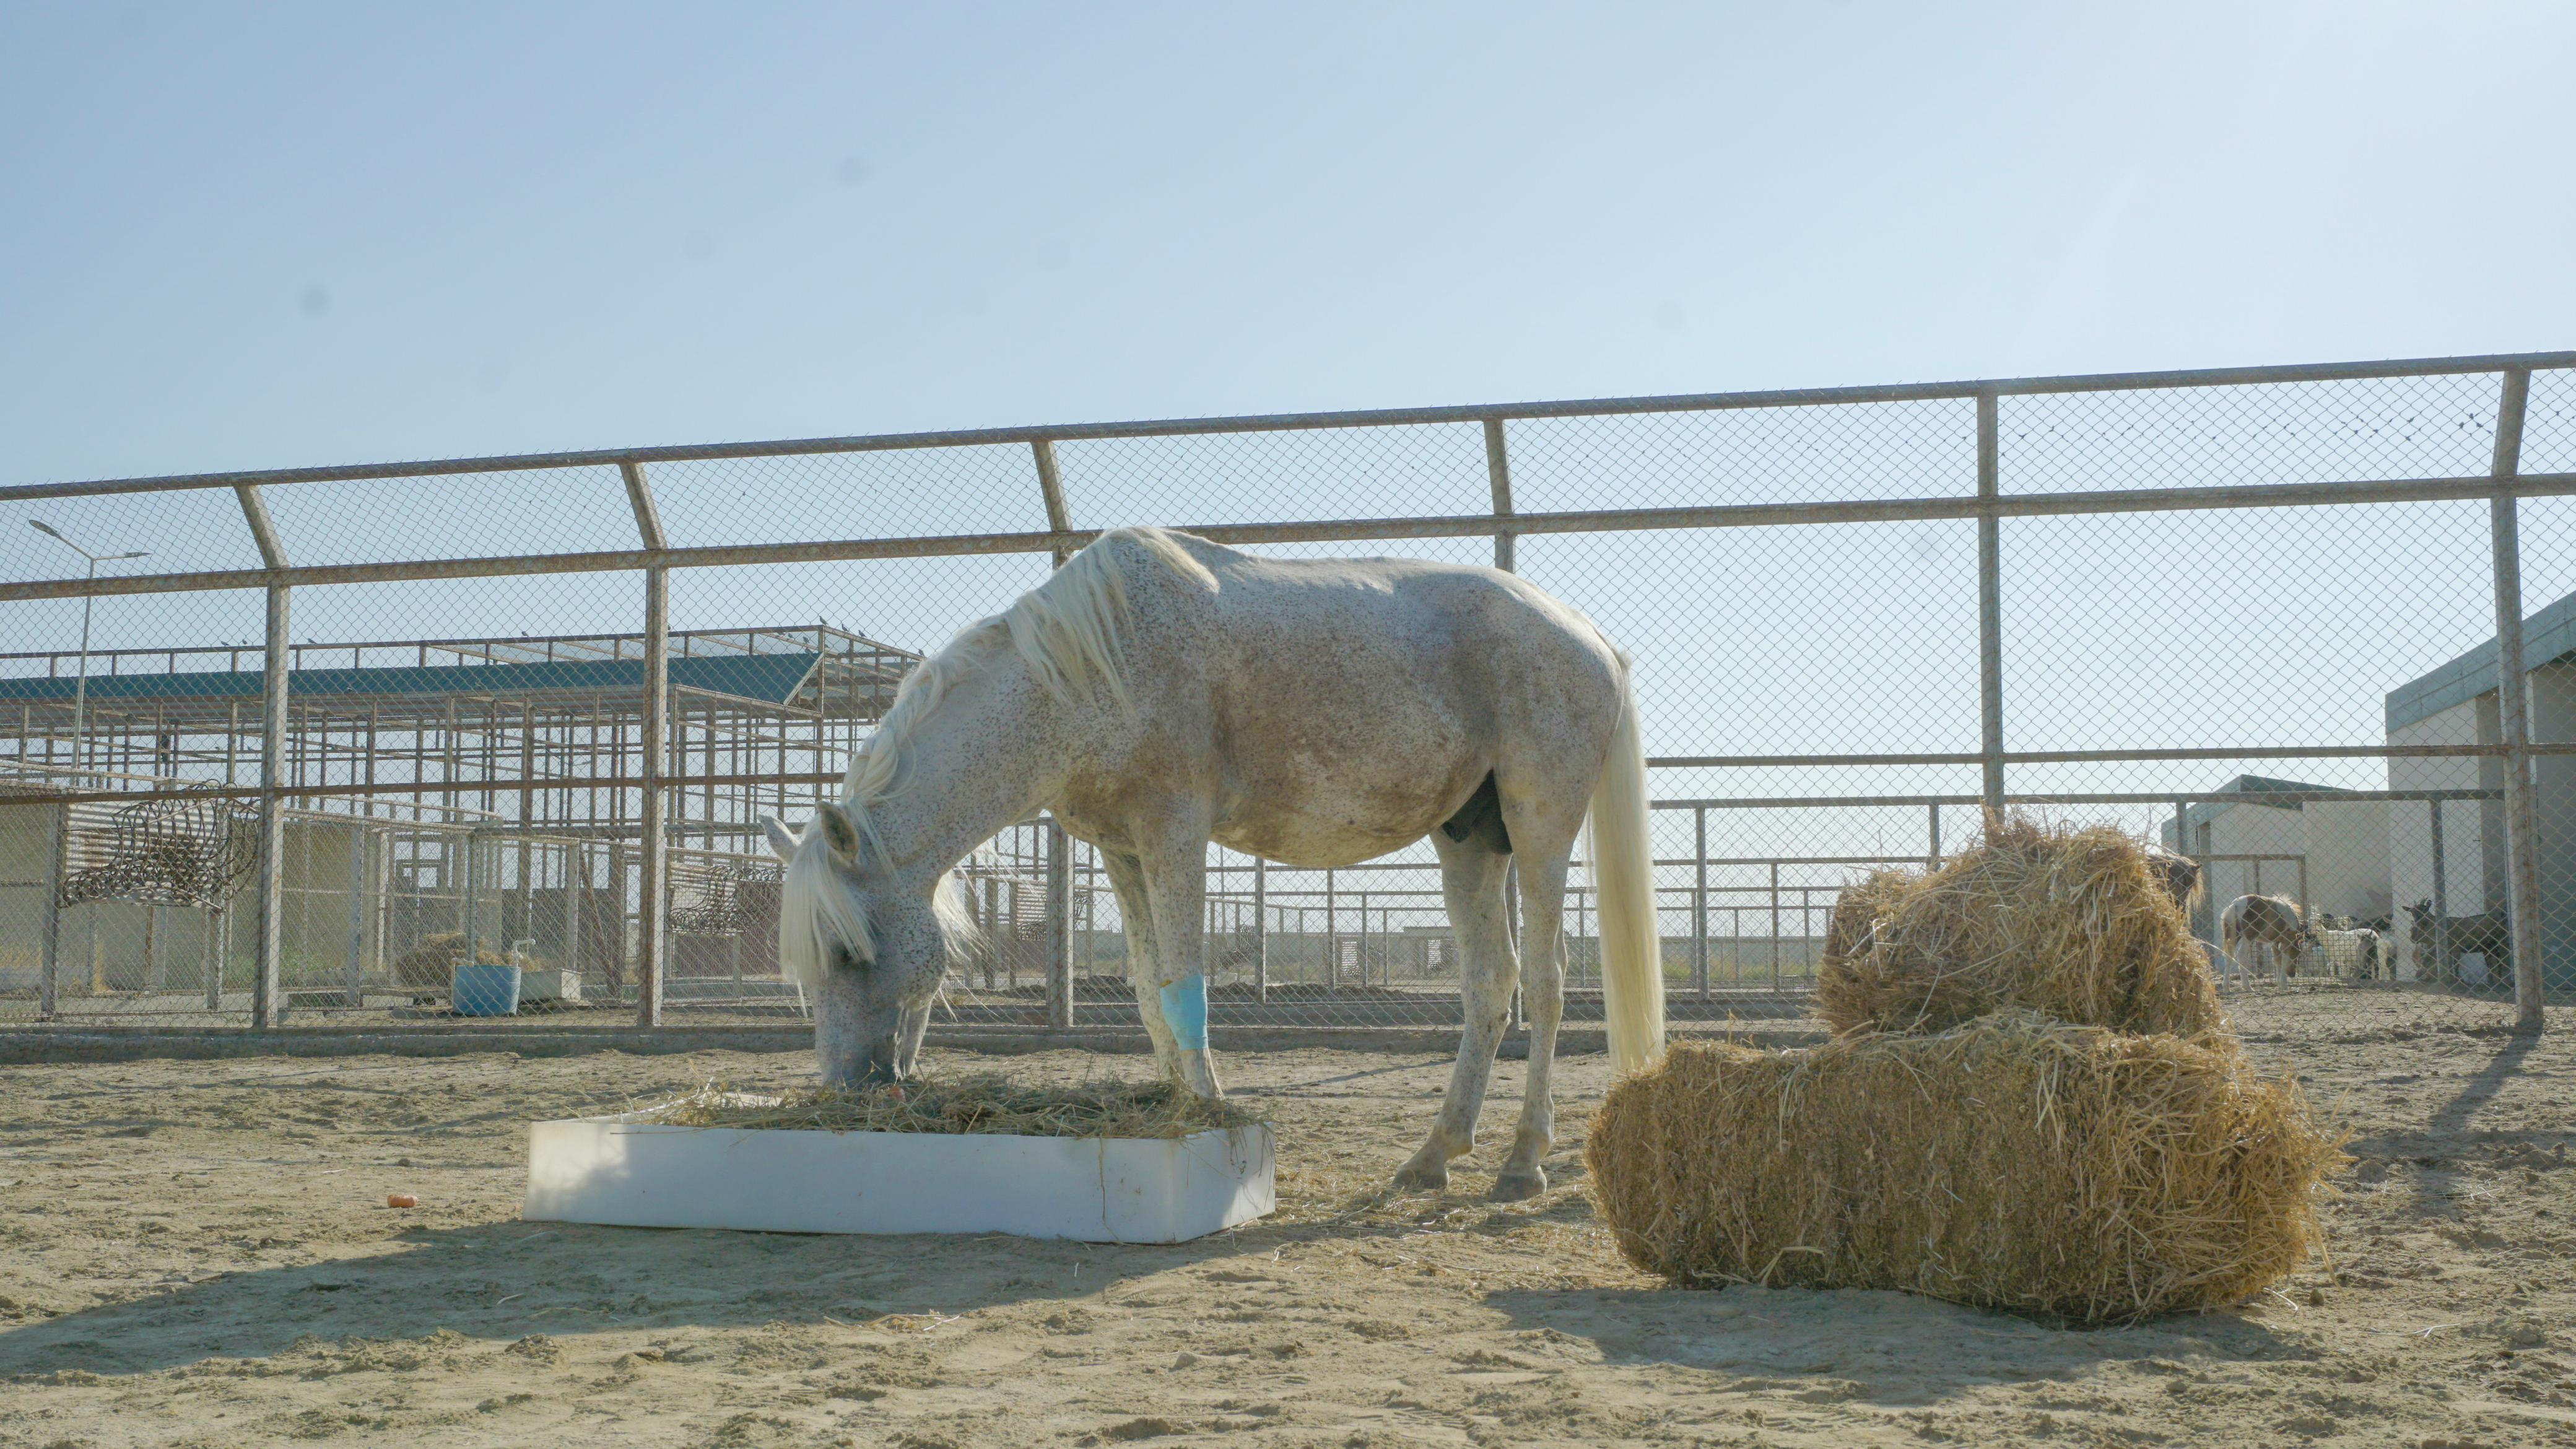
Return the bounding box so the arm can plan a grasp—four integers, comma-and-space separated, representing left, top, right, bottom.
609, 841, 630, 994
2486, 367, 2545, 1029
1485, 417, 1516, 573
637, 572, 669, 1025
231, 482, 293, 1028
1044, 820, 1074, 1028
1769, 859, 1782, 994
2429, 798, 2451, 985
344, 822, 367, 1006
564, 840, 584, 990
1692, 805, 1710, 1000
2174, 799, 2204, 938
250, 581, 290, 1027
1029, 439, 1079, 1032
1486, 417, 1530, 1029
1033, 439, 1074, 565
207, 903, 229, 1012
623, 461, 671, 1027
1252, 853, 1269, 1004
38, 804, 64, 1019
1976, 391, 2006, 822
1324, 868, 1338, 994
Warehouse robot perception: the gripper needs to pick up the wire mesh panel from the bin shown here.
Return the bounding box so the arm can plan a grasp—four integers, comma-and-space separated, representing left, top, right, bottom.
4, 351, 2572, 1043
1055, 424, 1493, 528
1997, 373, 2504, 496
1504, 398, 1979, 513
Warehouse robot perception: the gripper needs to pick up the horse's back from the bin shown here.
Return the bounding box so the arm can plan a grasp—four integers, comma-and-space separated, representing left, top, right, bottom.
1169, 537, 1617, 682
1113, 533, 1624, 863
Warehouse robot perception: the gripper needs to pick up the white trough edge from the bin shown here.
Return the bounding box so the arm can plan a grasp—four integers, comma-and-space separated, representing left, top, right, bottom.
522, 1097, 1275, 1243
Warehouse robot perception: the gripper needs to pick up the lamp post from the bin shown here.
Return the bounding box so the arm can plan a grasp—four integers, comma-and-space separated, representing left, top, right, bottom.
28, 521, 149, 783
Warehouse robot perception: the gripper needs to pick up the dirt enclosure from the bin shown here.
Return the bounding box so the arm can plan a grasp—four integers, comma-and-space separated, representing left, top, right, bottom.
2, 990, 2573, 1447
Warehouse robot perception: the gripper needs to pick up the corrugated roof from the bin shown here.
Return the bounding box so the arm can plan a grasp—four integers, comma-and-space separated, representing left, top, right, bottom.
2386, 588, 2576, 734
0, 653, 822, 708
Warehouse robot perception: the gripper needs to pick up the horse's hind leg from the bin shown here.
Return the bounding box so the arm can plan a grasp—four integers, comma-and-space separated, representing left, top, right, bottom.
1490, 849, 1570, 1201
1394, 835, 1517, 1191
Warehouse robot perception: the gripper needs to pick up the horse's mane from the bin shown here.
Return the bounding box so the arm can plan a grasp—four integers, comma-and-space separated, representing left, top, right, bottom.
778, 527, 1215, 986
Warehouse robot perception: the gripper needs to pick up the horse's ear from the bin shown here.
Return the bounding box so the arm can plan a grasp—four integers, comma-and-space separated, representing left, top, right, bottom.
763, 816, 801, 862
815, 802, 863, 864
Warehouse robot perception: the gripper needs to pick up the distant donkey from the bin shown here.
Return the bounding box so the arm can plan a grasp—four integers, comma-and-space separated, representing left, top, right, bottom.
2142, 845, 2204, 912
2404, 899, 2512, 986
2221, 894, 2315, 979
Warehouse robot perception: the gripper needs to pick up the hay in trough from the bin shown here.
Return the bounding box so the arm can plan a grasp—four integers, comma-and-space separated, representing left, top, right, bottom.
1816, 816, 2227, 1041
391, 932, 466, 988
650, 1074, 1265, 1139
1583, 1011, 2344, 1322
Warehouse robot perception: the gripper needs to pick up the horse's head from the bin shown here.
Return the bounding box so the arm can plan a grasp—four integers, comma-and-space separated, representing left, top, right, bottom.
767, 806, 974, 1087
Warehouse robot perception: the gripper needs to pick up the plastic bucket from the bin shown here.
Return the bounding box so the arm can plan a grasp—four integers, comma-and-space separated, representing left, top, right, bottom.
452, 962, 523, 1016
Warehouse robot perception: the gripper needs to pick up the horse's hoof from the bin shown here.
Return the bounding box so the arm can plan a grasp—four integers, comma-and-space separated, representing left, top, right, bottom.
1489, 1167, 1547, 1202
1391, 1159, 1450, 1192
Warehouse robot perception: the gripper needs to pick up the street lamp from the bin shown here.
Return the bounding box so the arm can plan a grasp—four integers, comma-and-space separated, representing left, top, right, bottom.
28, 521, 149, 783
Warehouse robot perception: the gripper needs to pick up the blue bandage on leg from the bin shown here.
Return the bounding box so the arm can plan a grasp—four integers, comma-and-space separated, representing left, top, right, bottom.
1158, 973, 1209, 1051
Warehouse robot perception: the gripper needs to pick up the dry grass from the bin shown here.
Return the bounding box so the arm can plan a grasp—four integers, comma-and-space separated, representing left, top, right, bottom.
1816, 816, 2229, 1040
1585, 1011, 2346, 1323
648, 1073, 1267, 1139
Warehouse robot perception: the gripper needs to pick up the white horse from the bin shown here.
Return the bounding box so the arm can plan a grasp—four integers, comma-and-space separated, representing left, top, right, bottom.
765, 526, 1664, 1199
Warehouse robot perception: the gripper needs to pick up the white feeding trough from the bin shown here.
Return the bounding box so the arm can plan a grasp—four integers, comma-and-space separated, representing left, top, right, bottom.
523, 1090, 1274, 1243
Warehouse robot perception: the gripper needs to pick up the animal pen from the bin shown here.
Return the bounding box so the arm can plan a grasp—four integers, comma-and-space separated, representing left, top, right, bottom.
3, 350, 2575, 1036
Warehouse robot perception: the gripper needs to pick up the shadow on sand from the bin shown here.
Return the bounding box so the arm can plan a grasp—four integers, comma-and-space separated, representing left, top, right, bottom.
0, 1162, 1575, 1380
2342, 1029, 2541, 1219
1483, 1284, 2298, 1406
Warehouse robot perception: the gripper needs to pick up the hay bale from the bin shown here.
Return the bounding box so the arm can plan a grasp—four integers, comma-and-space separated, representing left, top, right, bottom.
1584, 1012, 2344, 1321
1816, 817, 2226, 1040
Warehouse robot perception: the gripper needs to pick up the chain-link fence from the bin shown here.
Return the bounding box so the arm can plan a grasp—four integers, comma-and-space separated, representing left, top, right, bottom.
4, 352, 2572, 1037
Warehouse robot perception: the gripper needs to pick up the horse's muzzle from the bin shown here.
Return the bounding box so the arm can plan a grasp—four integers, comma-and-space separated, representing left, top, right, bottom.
814, 990, 905, 1089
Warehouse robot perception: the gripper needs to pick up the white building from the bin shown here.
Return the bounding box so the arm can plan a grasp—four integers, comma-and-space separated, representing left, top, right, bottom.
2382, 590, 2576, 990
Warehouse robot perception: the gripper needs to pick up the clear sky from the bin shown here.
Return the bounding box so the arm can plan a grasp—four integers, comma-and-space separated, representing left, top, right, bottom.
4, 2, 2570, 481
5, 3, 2574, 892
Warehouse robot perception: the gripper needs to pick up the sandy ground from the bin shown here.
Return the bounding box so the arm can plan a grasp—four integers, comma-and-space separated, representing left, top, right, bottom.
2, 988, 2573, 1448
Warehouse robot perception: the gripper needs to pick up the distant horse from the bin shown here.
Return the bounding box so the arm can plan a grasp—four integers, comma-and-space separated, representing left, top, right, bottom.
2221, 894, 2314, 978
765, 528, 1663, 1200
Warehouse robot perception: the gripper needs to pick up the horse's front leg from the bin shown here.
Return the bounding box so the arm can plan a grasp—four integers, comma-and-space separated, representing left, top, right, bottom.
1136, 830, 1225, 1102
1100, 848, 1183, 1084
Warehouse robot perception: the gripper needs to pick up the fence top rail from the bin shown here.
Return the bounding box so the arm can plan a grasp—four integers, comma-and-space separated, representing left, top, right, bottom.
10, 471, 2576, 604
9, 349, 2572, 504
1654, 788, 2505, 810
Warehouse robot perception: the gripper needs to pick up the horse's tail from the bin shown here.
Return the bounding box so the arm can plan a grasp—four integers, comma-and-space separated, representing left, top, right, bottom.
1587, 655, 1665, 1076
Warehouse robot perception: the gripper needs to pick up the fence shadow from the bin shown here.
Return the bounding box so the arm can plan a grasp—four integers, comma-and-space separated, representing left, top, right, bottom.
2341, 1029, 2539, 1221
